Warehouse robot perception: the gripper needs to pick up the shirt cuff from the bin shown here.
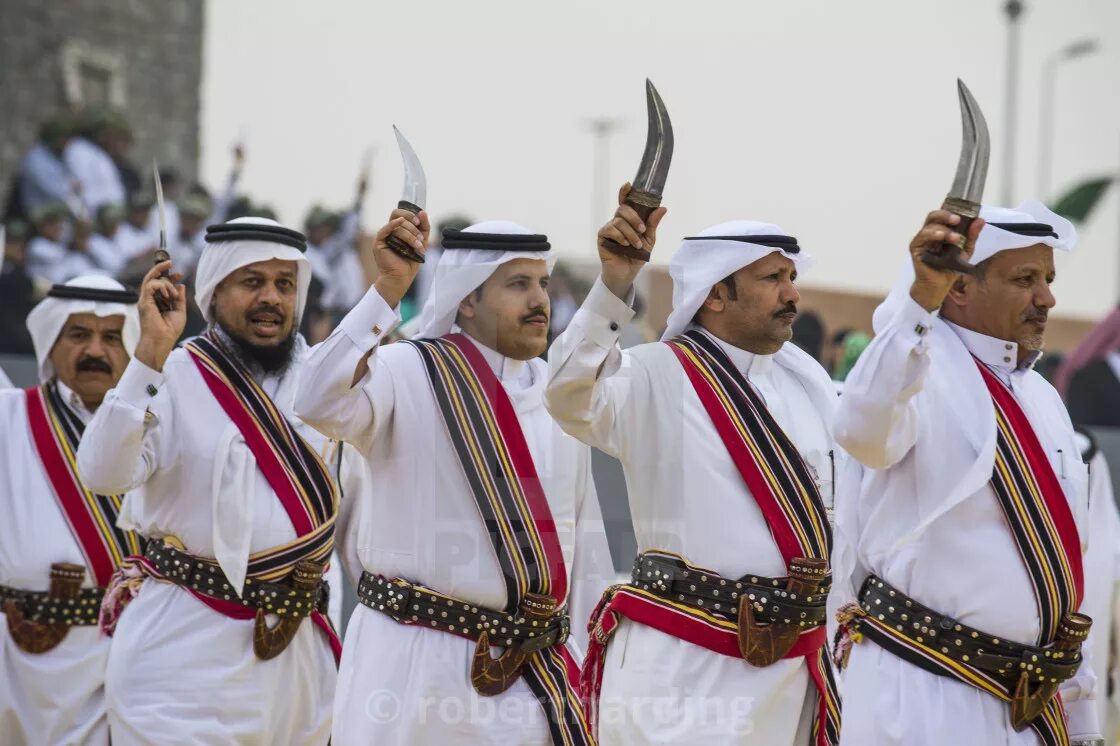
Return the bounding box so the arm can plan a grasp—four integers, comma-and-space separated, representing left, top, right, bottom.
114, 357, 166, 410
889, 296, 937, 350
1064, 697, 1101, 741
572, 277, 636, 349
338, 285, 402, 352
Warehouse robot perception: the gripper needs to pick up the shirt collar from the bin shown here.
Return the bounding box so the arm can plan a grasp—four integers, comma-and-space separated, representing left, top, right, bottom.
943, 319, 1041, 373
456, 328, 529, 384
54, 378, 94, 423
691, 325, 775, 380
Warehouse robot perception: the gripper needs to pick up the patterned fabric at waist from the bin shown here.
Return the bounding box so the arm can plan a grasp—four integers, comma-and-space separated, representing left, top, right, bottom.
0, 583, 103, 627
357, 571, 570, 654
144, 542, 329, 620
632, 551, 830, 628
857, 575, 1083, 687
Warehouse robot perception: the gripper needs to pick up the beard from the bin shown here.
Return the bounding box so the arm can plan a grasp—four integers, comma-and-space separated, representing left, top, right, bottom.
213, 321, 298, 375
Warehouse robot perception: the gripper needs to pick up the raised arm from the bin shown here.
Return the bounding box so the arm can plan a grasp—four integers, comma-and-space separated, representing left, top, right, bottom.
77, 259, 186, 493
833, 209, 984, 470
545, 183, 665, 457
294, 207, 429, 449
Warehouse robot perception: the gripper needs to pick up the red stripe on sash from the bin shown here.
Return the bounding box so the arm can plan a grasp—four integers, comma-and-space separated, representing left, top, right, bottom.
188, 354, 313, 536
975, 363, 1084, 606
25, 387, 116, 586
444, 334, 569, 603
667, 344, 805, 565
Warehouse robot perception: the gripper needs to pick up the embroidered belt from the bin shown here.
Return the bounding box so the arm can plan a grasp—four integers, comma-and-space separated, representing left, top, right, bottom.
2, 563, 102, 653
632, 551, 830, 629
357, 571, 570, 654
855, 575, 1085, 687
144, 542, 329, 622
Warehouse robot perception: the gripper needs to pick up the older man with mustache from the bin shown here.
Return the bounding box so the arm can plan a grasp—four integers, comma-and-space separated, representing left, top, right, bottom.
545, 185, 845, 745
831, 201, 1102, 746
0, 274, 142, 745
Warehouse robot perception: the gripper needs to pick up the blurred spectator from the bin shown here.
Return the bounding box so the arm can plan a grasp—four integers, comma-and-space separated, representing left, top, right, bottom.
824, 327, 854, 377
791, 310, 824, 363
304, 167, 369, 319
25, 201, 103, 284
115, 191, 159, 271
832, 331, 870, 382
88, 202, 127, 275
1033, 351, 1064, 386
0, 221, 36, 354
65, 108, 131, 213
1059, 305, 1120, 427
14, 114, 80, 219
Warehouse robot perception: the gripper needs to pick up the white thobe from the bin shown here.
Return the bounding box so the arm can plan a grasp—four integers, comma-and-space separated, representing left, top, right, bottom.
19, 144, 76, 215
832, 297, 1099, 744
113, 223, 157, 262
75, 339, 362, 745
26, 237, 105, 285
544, 279, 840, 746
294, 286, 615, 746
63, 138, 125, 214
0, 382, 114, 745
88, 232, 127, 276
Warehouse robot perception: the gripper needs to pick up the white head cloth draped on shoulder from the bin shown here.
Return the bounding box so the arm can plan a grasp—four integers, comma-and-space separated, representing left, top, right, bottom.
414, 220, 555, 339
26, 274, 140, 383
661, 220, 813, 341
871, 200, 1076, 333
194, 217, 313, 323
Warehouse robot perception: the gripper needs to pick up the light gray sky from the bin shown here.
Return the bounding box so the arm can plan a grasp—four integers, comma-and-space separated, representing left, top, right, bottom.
200, 0, 1120, 318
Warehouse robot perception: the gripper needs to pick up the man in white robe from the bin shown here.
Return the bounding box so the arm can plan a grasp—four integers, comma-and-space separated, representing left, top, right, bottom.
76, 217, 366, 745
295, 208, 613, 745
832, 201, 1102, 745
545, 185, 843, 745
0, 274, 141, 745
64, 112, 129, 214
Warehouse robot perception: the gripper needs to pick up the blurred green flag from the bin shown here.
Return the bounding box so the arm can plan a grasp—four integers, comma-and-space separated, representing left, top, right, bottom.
1049, 176, 1114, 224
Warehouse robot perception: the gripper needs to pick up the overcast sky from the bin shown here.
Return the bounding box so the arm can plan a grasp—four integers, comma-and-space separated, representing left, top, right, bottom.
200, 0, 1120, 318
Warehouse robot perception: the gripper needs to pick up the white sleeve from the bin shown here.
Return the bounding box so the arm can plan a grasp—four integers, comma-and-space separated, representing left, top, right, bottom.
832, 297, 936, 470
76, 358, 167, 495
293, 285, 402, 452
545, 278, 639, 458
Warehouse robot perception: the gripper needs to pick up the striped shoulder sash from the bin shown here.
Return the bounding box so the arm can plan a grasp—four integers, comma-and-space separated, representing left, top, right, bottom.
665, 330, 831, 563
185, 333, 337, 579
405, 334, 590, 746
978, 359, 1083, 641
25, 383, 143, 586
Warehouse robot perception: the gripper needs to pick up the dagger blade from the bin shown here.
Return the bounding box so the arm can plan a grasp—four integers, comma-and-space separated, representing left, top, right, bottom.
948, 79, 991, 205
393, 126, 427, 210
152, 159, 167, 253
632, 78, 674, 198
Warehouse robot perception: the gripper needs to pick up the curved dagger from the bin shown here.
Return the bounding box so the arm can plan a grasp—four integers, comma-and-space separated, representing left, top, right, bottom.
921, 79, 992, 275
385, 125, 428, 264
602, 79, 675, 262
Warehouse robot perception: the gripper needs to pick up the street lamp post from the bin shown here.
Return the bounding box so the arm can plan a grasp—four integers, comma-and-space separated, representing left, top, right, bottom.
586, 117, 622, 248
1001, 0, 1025, 206
1037, 38, 1100, 199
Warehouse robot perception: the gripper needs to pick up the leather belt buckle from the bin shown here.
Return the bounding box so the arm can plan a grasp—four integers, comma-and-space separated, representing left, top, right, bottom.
519, 614, 571, 653
384, 581, 415, 619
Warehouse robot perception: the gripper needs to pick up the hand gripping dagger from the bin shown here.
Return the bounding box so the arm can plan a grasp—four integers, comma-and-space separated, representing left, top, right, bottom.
921, 79, 991, 275
152, 160, 173, 312
600, 79, 675, 261
385, 126, 428, 264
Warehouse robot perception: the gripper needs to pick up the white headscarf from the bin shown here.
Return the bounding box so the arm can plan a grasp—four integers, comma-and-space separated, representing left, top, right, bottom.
414, 220, 556, 339
194, 217, 312, 323
661, 220, 814, 341
25, 274, 140, 383
872, 199, 1076, 333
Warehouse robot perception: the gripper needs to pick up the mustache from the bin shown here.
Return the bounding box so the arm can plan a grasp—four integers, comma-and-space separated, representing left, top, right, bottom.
76, 356, 112, 373
773, 302, 798, 318
1022, 308, 1048, 323
246, 303, 286, 322
521, 308, 549, 323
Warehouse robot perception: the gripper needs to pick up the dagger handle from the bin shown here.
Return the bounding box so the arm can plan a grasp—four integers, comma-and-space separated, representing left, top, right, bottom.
601, 188, 661, 262
153, 249, 173, 313
385, 200, 426, 264
920, 196, 980, 276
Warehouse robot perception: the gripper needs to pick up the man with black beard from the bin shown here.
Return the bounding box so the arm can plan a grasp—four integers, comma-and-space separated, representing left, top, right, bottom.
76, 217, 368, 744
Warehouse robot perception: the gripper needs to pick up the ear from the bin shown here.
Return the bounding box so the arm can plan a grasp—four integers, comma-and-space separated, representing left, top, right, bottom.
943, 275, 973, 310
457, 294, 477, 321
700, 283, 726, 314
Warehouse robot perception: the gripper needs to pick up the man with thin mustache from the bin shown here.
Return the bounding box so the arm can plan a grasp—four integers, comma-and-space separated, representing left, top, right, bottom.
545, 184, 845, 745
831, 201, 1102, 745
0, 274, 142, 744
75, 217, 370, 744
295, 211, 613, 745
